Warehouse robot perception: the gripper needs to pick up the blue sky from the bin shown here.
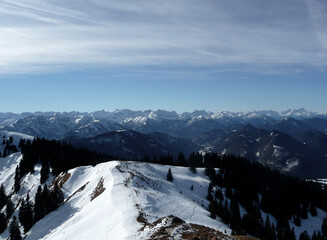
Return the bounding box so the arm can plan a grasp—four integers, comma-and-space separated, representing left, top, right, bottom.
0, 0, 326, 113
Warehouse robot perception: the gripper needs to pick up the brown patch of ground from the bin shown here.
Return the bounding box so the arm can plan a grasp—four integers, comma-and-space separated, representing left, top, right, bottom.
115, 165, 125, 173
90, 177, 106, 201
142, 215, 256, 240
124, 171, 135, 187
181, 223, 232, 240
135, 203, 149, 227
50, 172, 71, 189
65, 182, 89, 203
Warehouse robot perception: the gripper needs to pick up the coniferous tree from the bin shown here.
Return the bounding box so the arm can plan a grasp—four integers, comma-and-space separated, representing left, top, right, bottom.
294, 214, 301, 227
222, 199, 230, 224
14, 166, 21, 193
208, 200, 217, 219
204, 167, 215, 180
41, 184, 50, 214
312, 231, 323, 240
215, 188, 224, 201
207, 188, 213, 201
310, 204, 318, 217
322, 216, 327, 239
225, 187, 233, 199
19, 194, 34, 233
166, 168, 174, 182
6, 198, 15, 219
176, 152, 187, 166
0, 184, 7, 209
300, 204, 309, 219
264, 215, 276, 240
299, 230, 311, 240
313, 231, 323, 240
48, 183, 64, 212
188, 153, 197, 174
40, 162, 50, 184
312, 231, 318, 240
34, 185, 45, 222
0, 212, 7, 234
9, 216, 22, 240
230, 199, 242, 234
290, 227, 296, 240
189, 165, 197, 174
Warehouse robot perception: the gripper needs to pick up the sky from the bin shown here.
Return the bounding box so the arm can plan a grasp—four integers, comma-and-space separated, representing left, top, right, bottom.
0, 0, 326, 113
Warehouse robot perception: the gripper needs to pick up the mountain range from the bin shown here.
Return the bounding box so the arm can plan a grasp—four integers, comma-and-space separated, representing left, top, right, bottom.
1, 108, 327, 178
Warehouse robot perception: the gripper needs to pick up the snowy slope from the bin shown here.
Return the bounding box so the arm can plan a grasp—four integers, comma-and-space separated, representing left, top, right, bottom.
0, 153, 44, 239
0, 151, 325, 239
31, 161, 230, 240
0, 156, 231, 240
0, 130, 33, 152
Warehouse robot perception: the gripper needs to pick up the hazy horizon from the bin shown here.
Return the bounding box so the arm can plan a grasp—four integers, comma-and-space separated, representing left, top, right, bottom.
1, 107, 326, 115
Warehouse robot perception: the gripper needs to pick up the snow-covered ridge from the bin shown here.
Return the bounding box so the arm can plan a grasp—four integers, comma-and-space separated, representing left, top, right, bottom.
0, 108, 325, 126
1, 108, 325, 140
0, 154, 230, 240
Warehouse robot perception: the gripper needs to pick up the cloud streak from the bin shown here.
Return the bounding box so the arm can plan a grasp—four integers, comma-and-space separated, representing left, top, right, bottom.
0, 0, 326, 75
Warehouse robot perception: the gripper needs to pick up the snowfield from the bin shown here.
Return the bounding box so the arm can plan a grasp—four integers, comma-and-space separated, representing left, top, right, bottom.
0, 151, 325, 239
0, 153, 230, 240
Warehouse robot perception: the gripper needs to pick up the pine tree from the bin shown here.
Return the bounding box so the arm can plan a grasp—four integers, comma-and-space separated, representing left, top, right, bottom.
294, 214, 301, 227
188, 153, 197, 174
310, 204, 318, 217
41, 184, 50, 214
290, 227, 296, 240
230, 199, 242, 235
322, 217, 327, 239
176, 152, 187, 166
299, 230, 311, 240
166, 168, 174, 182
264, 216, 277, 240
300, 204, 308, 219
222, 199, 230, 224
0, 212, 7, 234
208, 200, 217, 219
9, 216, 22, 240
0, 184, 7, 209
217, 188, 225, 199
48, 183, 64, 212
40, 162, 50, 184
225, 187, 233, 199
14, 166, 21, 193
34, 185, 45, 222
19, 194, 34, 233
6, 199, 15, 219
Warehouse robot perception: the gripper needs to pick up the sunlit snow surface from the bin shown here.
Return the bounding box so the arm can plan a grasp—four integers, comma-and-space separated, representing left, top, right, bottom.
0, 152, 325, 239
0, 155, 230, 240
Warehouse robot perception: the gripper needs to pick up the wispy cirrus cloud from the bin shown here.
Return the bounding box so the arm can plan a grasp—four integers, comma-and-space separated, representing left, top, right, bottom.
0, 0, 326, 75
